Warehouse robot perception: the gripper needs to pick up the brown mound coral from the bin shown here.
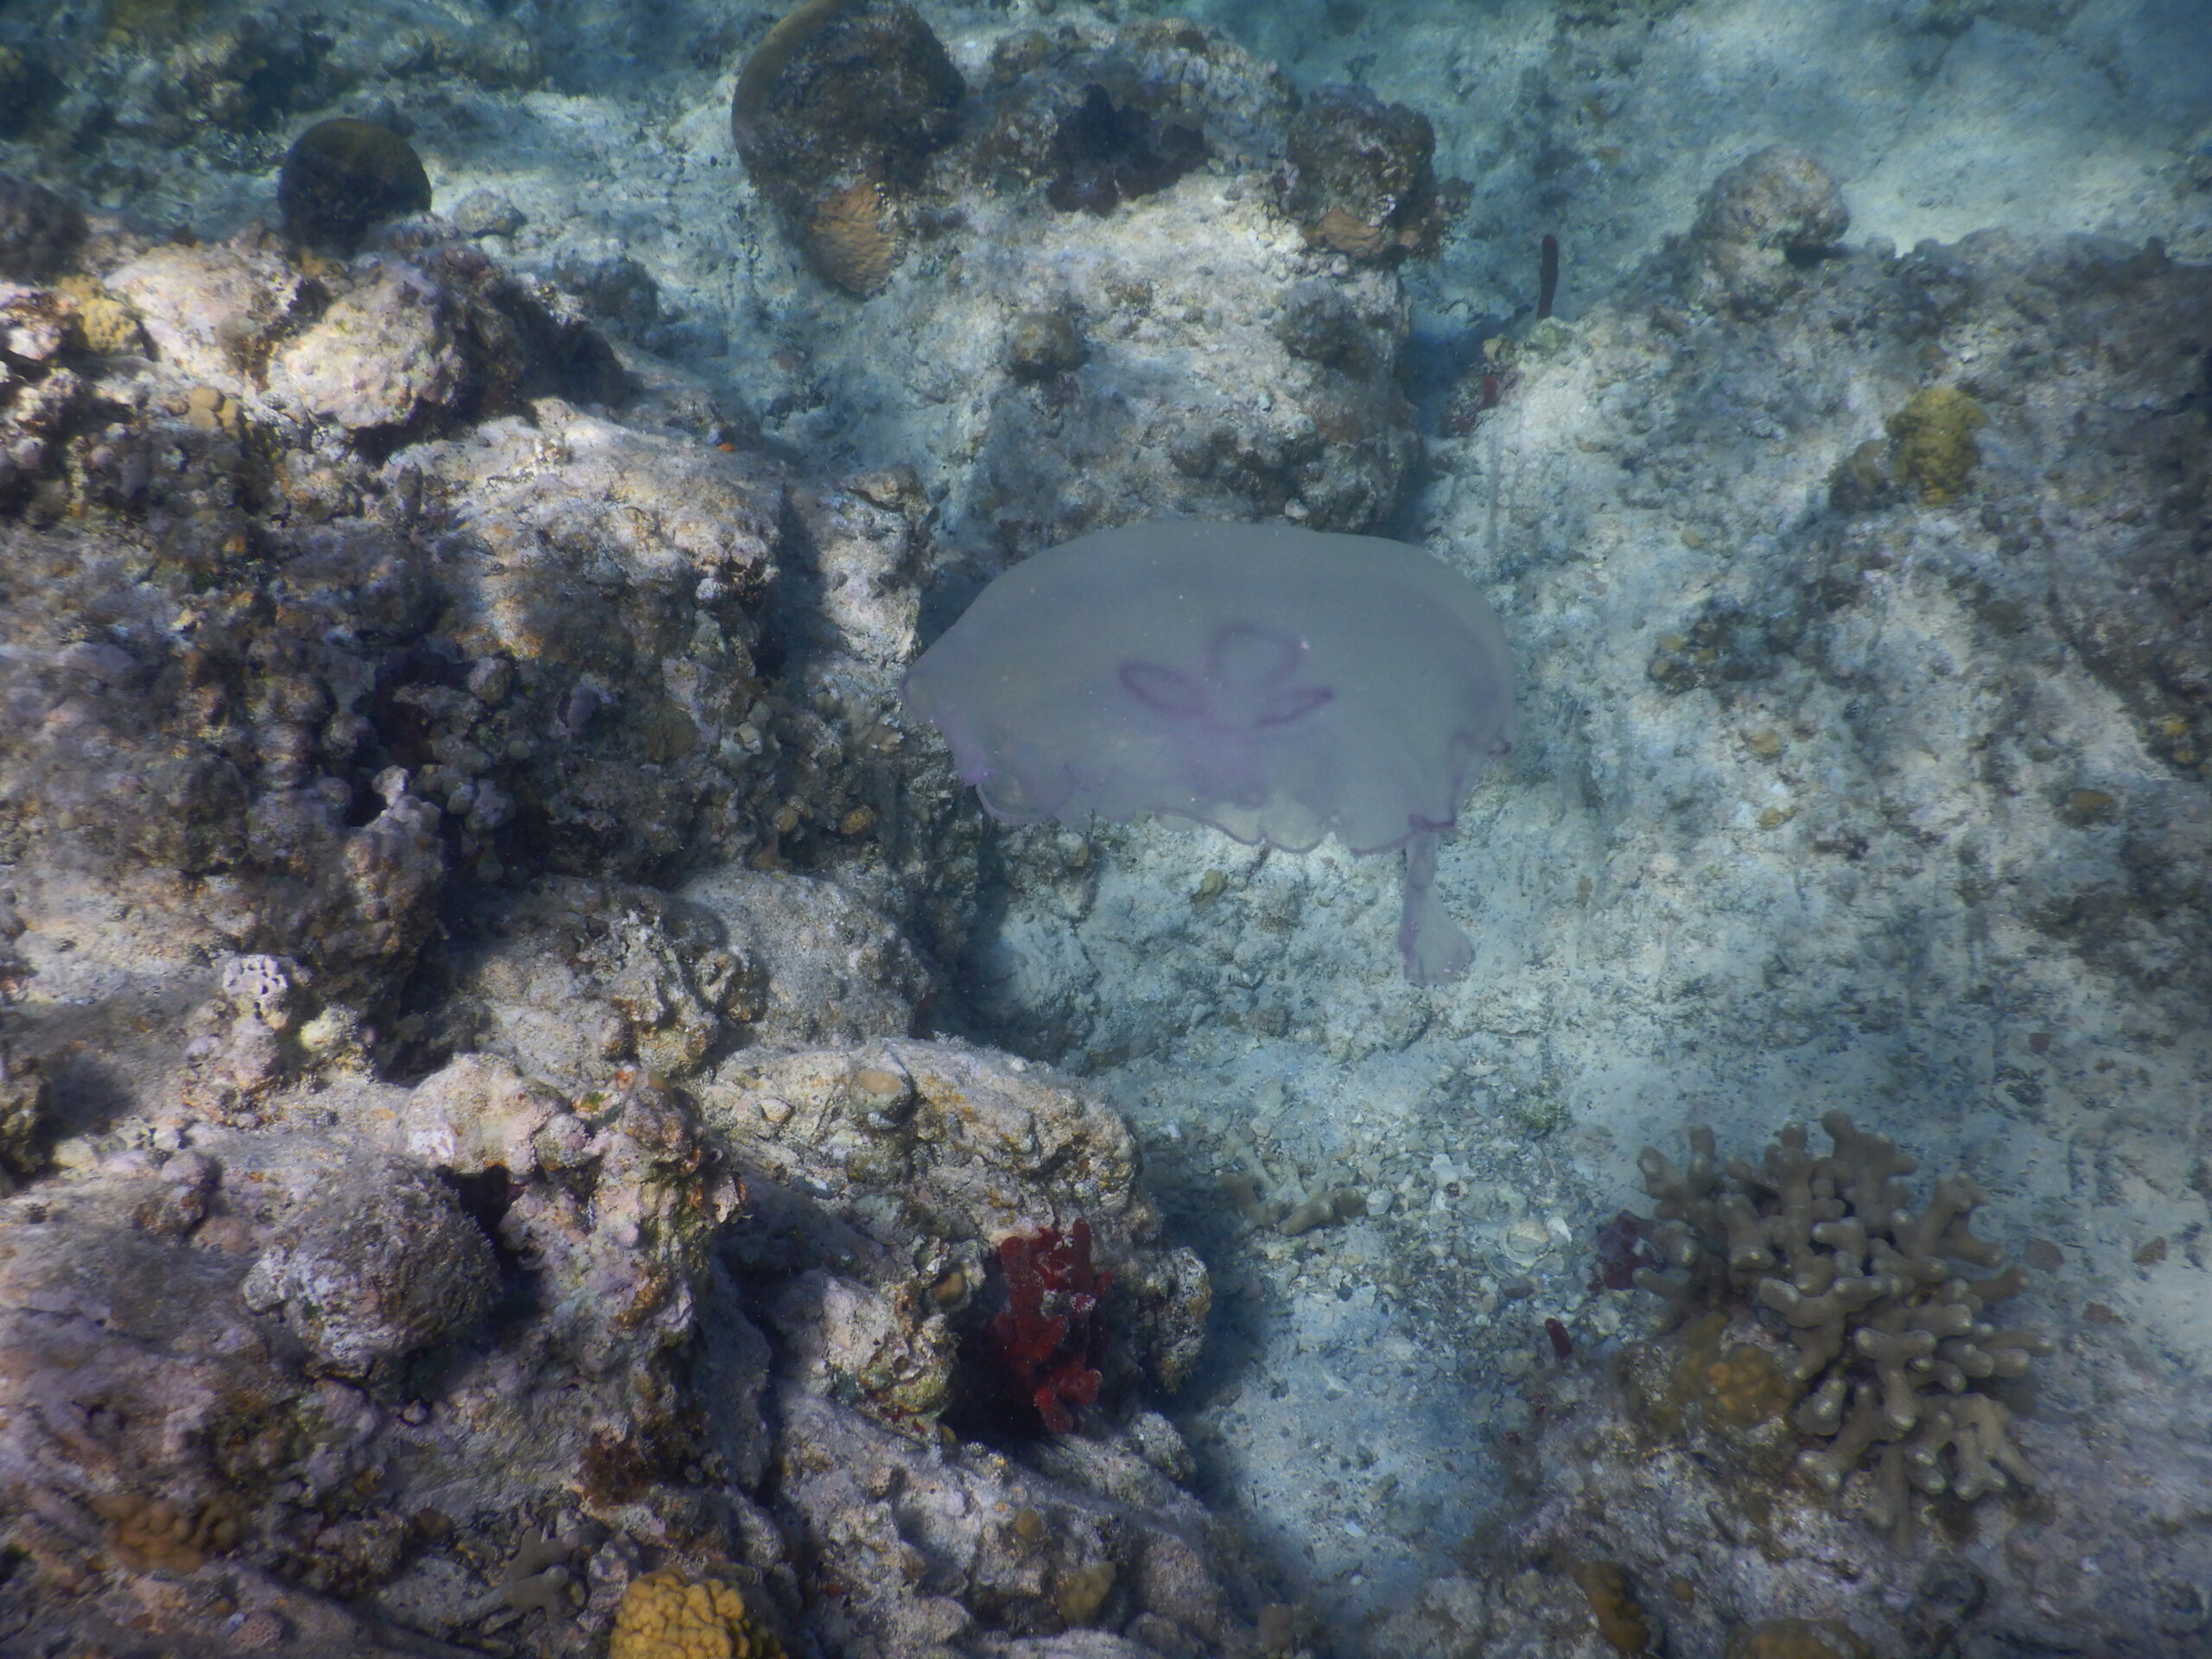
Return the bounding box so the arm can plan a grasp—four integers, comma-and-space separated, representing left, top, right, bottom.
729, 0, 964, 296
1278, 84, 1460, 263
1634, 1112, 2052, 1540
277, 118, 433, 254
803, 179, 901, 297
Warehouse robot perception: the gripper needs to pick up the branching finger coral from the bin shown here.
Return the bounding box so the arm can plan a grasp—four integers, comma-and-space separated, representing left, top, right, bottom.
1634, 1111, 2053, 1540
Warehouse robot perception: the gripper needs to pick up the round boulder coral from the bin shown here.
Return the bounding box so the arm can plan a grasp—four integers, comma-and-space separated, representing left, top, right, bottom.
729, 0, 965, 296
1692, 146, 1850, 256
1280, 85, 1456, 262
277, 118, 433, 253
240, 1156, 498, 1375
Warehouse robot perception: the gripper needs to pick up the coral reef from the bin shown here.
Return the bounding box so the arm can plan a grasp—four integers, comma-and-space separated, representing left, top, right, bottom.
1635, 1112, 2053, 1538
0, 227, 815, 1035
1351, 181, 2212, 1659
2, 3, 2208, 1655
0, 1011, 1255, 1657
726, 8, 1421, 543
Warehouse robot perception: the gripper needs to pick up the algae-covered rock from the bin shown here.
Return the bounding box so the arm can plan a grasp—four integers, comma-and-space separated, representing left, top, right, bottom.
1693, 146, 1851, 256
273, 263, 467, 431
0, 1039, 48, 1180
240, 1154, 499, 1375
446, 877, 765, 1091
0, 173, 86, 281
105, 232, 308, 399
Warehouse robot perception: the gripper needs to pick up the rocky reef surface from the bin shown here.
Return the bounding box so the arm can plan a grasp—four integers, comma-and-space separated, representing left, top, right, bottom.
0, 182, 1274, 1657
3, 0, 2210, 1656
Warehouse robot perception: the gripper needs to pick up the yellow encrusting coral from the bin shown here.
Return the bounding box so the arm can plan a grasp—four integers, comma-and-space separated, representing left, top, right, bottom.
55, 276, 143, 354
88, 1491, 244, 1573
610, 1569, 783, 1659
1885, 385, 1986, 505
